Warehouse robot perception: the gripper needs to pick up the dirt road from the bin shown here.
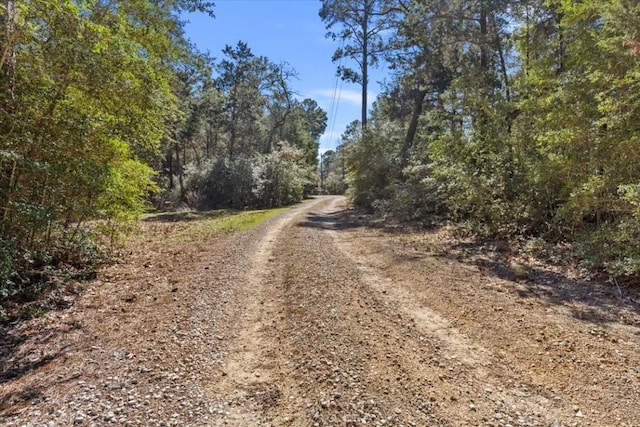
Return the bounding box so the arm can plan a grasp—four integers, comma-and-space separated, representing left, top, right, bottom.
2, 196, 639, 426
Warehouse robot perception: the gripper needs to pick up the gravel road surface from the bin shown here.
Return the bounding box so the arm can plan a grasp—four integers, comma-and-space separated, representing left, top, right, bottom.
2, 196, 639, 426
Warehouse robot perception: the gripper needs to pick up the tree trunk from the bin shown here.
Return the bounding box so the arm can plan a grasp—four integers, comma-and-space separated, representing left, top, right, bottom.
2, 160, 18, 229
492, 15, 510, 102
2, 2, 18, 234
479, 2, 488, 73
362, 0, 369, 130
401, 88, 428, 168
166, 149, 174, 190
1, 1, 17, 99
476, 2, 489, 141
175, 143, 184, 198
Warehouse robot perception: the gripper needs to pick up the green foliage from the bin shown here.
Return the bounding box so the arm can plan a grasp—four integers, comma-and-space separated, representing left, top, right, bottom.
157, 41, 326, 211
0, 239, 18, 297
187, 143, 310, 210
171, 208, 287, 242
320, 148, 348, 195
255, 144, 309, 208
0, 0, 209, 298
345, 123, 402, 209
344, 0, 640, 277
191, 156, 258, 209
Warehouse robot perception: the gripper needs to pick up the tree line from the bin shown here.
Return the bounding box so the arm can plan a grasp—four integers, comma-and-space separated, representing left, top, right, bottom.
321, 0, 640, 278
0, 0, 326, 303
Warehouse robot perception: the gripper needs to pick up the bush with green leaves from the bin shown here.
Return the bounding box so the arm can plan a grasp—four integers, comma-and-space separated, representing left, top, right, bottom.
187, 143, 310, 210
339, 0, 640, 278
345, 126, 402, 211
0, 0, 212, 299
254, 144, 308, 208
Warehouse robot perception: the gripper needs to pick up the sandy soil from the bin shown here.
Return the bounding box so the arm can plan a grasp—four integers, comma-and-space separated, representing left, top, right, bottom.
2, 195, 639, 426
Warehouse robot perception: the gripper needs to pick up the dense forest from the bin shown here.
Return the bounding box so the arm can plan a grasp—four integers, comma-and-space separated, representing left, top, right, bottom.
1, 0, 640, 310
0, 0, 327, 302
321, 0, 640, 279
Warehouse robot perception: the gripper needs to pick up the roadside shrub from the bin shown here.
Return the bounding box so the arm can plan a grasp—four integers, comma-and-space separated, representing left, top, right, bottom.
572, 184, 640, 277
346, 128, 401, 210
374, 163, 447, 224
254, 144, 308, 207
191, 143, 310, 210
198, 156, 258, 209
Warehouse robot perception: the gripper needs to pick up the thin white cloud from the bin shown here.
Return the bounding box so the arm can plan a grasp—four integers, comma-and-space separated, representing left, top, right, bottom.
319, 131, 343, 148
304, 87, 379, 152
338, 89, 363, 106
309, 88, 375, 107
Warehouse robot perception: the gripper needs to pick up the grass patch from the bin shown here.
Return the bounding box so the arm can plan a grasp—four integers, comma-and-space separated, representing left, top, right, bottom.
167, 207, 288, 242
142, 209, 236, 223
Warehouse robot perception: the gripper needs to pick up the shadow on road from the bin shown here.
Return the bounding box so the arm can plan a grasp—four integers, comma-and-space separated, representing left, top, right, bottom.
297, 209, 362, 231
0, 320, 81, 414
299, 206, 640, 329
445, 238, 640, 327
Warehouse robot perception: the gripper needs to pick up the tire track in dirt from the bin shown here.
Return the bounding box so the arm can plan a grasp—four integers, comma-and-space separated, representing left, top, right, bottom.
206, 196, 334, 426
316, 197, 576, 425
6, 196, 637, 426
208, 195, 638, 426
318, 201, 635, 426
209, 196, 574, 426
329, 225, 493, 373
271, 201, 452, 426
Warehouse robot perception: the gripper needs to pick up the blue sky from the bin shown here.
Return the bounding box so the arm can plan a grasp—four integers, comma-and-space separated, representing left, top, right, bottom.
183, 0, 389, 153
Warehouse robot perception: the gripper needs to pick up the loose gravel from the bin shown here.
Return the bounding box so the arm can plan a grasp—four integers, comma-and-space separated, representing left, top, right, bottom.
2, 196, 639, 426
